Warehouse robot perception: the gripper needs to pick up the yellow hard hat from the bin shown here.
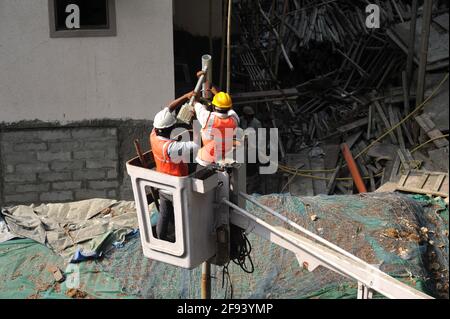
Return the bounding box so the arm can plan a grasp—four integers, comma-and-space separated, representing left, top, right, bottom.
212, 92, 232, 109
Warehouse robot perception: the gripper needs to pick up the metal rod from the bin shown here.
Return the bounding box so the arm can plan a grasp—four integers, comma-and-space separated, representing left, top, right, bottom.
208, 0, 213, 56
219, 0, 227, 89
406, 0, 418, 90
201, 54, 213, 300
416, 0, 433, 106
257, 0, 294, 71
202, 55, 212, 99
201, 262, 211, 299
226, 0, 232, 93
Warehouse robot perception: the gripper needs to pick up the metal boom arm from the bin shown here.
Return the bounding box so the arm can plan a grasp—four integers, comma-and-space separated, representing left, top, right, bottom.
222, 198, 433, 299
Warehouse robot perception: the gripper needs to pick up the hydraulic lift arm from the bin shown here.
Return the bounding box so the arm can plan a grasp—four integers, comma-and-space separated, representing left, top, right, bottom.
222, 197, 433, 299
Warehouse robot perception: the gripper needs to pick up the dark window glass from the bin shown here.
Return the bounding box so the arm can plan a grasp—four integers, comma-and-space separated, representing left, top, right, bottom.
54, 0, 109, 30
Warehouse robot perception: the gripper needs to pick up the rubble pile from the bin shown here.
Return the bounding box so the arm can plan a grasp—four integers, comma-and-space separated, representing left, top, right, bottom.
232, 0, 449, 196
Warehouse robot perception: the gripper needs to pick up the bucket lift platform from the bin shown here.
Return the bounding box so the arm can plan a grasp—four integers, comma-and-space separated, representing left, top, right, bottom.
126, 152, 433, 299
126, 151, 241, 269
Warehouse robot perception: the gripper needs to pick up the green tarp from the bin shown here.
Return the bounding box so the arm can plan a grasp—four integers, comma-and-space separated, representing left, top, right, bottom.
0, 193, 447, 299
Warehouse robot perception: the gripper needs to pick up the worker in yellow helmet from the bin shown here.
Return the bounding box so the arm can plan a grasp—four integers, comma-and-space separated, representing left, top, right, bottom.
194, 71, 239, 167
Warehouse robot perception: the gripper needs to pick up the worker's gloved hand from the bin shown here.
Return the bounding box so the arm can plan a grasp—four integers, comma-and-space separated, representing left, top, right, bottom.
196, 70, 206, 78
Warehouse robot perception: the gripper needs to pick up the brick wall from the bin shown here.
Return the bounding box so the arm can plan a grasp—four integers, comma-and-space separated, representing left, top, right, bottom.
0, 127, 120, 205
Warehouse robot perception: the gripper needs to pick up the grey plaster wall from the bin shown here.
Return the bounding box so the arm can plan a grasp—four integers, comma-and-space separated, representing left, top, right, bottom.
0, 0, 174, 124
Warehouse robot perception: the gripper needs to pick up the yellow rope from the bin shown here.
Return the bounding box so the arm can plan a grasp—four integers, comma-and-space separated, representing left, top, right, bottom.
410, 134, 449, 154
278, 165, 382, 181
354, 73, 449, 159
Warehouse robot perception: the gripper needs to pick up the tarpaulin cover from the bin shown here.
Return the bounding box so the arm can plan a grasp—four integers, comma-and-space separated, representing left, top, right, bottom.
1, 199, 138, 261
0, 193, 447, 299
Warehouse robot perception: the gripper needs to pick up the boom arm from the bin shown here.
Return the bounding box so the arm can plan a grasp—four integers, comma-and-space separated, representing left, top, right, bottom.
222, 197, 433, 299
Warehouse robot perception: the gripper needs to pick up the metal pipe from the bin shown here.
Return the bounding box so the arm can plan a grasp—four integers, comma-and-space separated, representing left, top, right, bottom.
201, 54, 213, 300
202, 55, 212, 99
340, 143, 367, 193
201, 262, 211, 299
219, 0, 227, 89
406, 0, 418, 90
416, 0, 434, 105
226, 0, 232, 93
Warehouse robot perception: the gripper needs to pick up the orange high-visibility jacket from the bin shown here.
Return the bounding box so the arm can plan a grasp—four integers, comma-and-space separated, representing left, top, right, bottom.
150, 129, 188, 176
197, 113, 237, 165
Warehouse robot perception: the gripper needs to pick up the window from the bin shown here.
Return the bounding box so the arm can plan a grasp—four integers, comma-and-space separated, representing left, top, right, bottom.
48, 0, 116, 38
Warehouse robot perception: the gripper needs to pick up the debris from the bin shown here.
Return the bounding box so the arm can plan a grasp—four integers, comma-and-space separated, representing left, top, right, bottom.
310, 214, 318, 221
46, 265, 65, 283
430, 263, 440, 271
398, 247, 411, 260
383, 228, 400, 239
66, 288, 88, 299
232, 0, 449, 198
415, 114, 449, 148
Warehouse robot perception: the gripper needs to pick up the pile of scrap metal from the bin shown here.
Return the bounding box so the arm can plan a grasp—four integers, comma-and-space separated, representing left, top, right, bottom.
230, 0, 449, 197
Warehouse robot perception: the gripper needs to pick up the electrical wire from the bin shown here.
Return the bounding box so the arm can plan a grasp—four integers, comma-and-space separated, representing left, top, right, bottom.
222, 262, 233, 299
231, 232, 254, 274
221, 231, 254, 299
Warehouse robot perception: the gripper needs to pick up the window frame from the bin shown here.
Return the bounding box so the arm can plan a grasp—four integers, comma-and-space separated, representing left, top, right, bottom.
48, 0, 117, 38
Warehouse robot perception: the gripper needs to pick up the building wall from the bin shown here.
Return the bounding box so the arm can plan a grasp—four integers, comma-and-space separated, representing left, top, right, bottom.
0, 0, 174, 206
0, 0, 174, 123
0, 121, 153, 207
1, 128, 119, 204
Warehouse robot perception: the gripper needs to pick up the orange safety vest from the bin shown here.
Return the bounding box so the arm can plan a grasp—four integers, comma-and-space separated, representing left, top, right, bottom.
197, 113, 237, 165
150, 129, 188, 177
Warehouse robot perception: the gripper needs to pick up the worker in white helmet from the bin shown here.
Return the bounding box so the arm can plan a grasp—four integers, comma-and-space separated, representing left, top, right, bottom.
150, 91, 199, 242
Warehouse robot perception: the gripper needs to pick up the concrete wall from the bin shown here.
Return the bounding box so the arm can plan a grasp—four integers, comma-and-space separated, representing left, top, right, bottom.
173, 0, 222, 37
0, 0, 174, 124
0, 122, 153, 207
1, 128, 119, 204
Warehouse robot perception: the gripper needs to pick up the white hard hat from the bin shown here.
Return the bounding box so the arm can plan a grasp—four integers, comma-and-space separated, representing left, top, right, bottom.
154, 108, 177, 129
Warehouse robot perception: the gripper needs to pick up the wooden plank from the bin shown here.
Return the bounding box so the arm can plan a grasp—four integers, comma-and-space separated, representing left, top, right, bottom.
326, 164, 341, 195
395, 108, 415, 146
389, 105, 405, 150
367, 104, 373, 139
415, 114, 449, 148
432, 174, 445, 191
396, 170, 449, 197
389, 154, 401, 182
336, 118, 369, 133
397, 148, 410, 170
345, 131, 363, 149
396, 185, 448, 198
374, 101, 398, 144
398, 170, 410, 186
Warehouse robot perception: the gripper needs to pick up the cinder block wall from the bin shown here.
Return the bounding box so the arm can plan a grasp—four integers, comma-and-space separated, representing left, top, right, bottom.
0, 121, 153, 207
